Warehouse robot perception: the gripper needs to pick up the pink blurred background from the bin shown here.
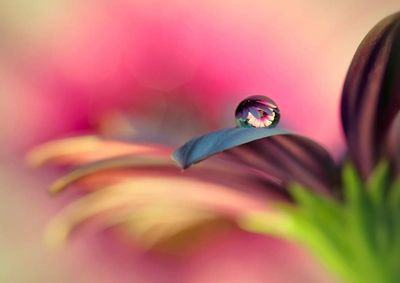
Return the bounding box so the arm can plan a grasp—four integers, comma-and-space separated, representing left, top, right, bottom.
1, 1, 399, 282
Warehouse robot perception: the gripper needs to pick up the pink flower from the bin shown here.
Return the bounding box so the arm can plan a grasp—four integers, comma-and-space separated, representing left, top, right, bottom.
29, 10, 400, 283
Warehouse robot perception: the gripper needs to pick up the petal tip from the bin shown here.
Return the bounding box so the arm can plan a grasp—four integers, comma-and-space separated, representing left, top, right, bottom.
171, 151, 187, 169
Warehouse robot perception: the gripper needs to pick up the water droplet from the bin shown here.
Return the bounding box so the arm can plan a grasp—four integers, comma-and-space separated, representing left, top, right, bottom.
235, 95, 280, 128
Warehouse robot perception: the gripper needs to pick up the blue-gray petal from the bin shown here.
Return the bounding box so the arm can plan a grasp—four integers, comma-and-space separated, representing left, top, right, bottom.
172, 127, 288, 169
172, 128, 338, 195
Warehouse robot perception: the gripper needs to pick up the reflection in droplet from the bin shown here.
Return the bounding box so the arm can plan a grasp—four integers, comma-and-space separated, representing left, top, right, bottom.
235, 95, 280, 128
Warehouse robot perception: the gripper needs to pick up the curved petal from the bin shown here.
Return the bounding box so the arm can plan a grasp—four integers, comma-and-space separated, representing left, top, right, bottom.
172, 127, 288, 169
173, 128, 338, 195
341, 12, 400, 177
47, 155, 173, 194
47, 153, 288, 202
27, 135, 171, 167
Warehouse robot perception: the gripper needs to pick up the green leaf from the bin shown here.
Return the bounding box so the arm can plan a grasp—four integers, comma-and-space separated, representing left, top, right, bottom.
367, 160, 390, 206
242, 162, 400, 283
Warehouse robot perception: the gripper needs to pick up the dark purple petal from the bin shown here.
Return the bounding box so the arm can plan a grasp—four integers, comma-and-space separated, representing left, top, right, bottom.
172, 128, 338, 195
219, 135, 339, 195
385, 112, 400, 174
341, 12, 400, 177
